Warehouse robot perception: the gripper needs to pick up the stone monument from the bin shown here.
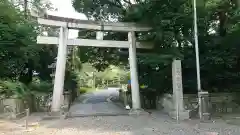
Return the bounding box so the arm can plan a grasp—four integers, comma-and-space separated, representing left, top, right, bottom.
169, 59, 190, 120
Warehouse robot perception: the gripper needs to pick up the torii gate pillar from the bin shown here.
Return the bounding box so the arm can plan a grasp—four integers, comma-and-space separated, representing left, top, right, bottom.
51, 27, 68, 112
128, 31, 141, 110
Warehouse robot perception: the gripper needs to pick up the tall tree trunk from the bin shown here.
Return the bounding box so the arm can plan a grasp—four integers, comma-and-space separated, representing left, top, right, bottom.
19, 60, 33, 84
24, 0, 28, 17
20, 0, 34, 85
218, 11, 227, 37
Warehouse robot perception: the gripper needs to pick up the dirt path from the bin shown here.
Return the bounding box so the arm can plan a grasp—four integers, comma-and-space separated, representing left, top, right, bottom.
1, 113, 240, 135
69, 88, 128, 117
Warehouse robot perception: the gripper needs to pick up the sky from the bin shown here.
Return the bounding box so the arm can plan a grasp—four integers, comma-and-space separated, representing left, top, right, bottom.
48, 0, 87, 38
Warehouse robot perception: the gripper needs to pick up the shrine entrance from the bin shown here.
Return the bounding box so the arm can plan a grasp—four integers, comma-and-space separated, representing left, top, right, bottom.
36, 14, 153, 113
35, 14, 204, 120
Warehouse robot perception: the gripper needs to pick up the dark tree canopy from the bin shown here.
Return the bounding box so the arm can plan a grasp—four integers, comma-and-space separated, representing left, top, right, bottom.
72, 0, 240, 93
0, 0, 239, 95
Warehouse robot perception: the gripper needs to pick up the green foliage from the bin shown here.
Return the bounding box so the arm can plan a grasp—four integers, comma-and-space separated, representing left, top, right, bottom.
96, 65, 128, 81
28, 80, 53, 93
64, 70, 79, 91
0, 79, 53, 98
73, 0, 240, 94
0, 0, 58, 87
67, 47, 82, 71
79, 87, 95, 94
64, 69, 80, 101
36, 45, 57, 81
0, 0, 38, 79
0, 80, 30, 98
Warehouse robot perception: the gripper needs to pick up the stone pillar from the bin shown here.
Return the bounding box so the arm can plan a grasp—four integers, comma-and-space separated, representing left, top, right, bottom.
172, 60, 184, 111
51, 27, 68, 112
63, 91, 71, 110
170, 59, 190, 120
128, 31, 141, 110
199, 91, 211, 121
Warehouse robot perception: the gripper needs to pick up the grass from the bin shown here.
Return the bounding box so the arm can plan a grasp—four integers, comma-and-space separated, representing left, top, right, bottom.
79, 87, 96, 94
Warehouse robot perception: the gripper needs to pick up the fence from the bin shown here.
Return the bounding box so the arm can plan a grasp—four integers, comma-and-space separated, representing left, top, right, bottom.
0, 106, 30, 130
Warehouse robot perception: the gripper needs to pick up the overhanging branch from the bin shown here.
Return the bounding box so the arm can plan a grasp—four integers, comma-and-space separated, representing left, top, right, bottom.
105, 0, 123, 9
122, 0, 132, 5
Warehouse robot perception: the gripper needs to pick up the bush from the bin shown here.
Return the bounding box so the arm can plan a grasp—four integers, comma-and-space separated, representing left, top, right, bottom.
107, 84, 120, 87
79, 87, 95, 94
28, 81, 53, 93
0, 80, 54, 112
64, 70, 80, 101
0, 80, 30, 98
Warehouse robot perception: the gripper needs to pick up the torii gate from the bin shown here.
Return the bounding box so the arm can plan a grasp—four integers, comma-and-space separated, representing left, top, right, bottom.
37, 14, 192, 120
37, 14, 153, 113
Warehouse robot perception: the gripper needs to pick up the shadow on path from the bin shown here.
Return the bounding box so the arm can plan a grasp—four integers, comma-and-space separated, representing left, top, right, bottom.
69, 88, 129, 117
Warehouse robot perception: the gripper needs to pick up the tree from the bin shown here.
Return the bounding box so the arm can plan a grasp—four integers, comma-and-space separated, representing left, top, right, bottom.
71, 0, 240, 94
0, 0, 37, 80
0, 0, 58, 84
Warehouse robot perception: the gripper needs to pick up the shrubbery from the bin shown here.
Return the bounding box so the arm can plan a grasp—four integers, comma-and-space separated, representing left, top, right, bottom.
0, 79, 53, 98
28, 81, 53, 93
0, 80, 30, 98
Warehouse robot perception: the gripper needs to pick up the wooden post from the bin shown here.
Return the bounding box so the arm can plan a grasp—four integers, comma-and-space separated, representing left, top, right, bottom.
25, 108, 29, 130
92, 72, 95, 88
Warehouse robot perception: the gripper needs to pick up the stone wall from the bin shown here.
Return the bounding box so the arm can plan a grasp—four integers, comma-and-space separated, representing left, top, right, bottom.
183, 93, 240, 115
0, 98, 25, 119
34, 93, 52, 112
119, 90, 240, 116
0, 91, 73, 119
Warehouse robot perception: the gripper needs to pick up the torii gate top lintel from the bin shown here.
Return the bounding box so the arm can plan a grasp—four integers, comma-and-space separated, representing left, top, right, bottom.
37, 14, 154, 49
39, 14, 152, 32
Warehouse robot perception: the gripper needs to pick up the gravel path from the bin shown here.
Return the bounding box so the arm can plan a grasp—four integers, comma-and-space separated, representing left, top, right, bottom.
1, 114, 240, 135
69, 88, 128, 117
2, 89, 240, 135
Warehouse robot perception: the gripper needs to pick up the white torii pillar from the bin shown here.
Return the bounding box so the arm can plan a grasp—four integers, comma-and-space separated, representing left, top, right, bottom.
51, 27, 68, 112
128, 31, 141, 110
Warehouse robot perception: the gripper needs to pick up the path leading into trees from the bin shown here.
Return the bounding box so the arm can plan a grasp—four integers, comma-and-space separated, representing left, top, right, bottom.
68, 88, 129, 117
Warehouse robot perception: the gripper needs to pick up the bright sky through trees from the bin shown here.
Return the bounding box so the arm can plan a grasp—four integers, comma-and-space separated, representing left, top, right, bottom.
48, 0, 87, 38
